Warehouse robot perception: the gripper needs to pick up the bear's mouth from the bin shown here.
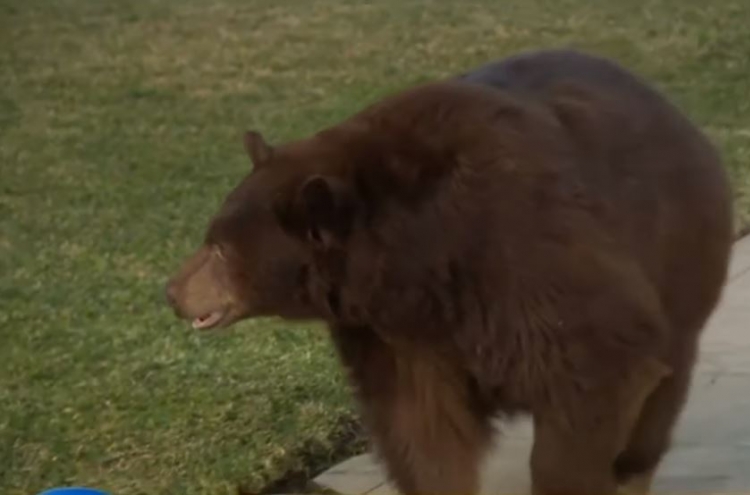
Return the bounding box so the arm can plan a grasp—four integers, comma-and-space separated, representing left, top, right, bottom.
192, 309, 227, 330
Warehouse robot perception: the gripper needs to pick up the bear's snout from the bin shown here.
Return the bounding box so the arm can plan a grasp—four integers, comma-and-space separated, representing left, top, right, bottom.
163, 246, 238, 330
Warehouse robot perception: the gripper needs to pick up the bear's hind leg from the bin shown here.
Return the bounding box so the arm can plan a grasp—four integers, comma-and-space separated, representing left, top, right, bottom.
614, 344, 697, 494
530, 356, 670, 495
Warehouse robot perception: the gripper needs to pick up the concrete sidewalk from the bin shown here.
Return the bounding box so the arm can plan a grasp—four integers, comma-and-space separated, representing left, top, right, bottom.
313, 236, 750, 495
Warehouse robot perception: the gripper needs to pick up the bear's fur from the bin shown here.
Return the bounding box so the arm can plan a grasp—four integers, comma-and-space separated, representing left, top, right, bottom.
166, 49, 733, 495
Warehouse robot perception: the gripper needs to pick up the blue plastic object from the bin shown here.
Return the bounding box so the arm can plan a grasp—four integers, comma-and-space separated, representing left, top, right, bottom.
38, 488, 110, 495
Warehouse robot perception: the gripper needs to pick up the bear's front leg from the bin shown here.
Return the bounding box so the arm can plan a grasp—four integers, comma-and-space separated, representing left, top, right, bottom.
331, 325, 493, 495
364, 351, 493, 495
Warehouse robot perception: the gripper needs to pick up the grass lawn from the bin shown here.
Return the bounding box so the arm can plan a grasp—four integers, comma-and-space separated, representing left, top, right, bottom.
1, 0, 749, 494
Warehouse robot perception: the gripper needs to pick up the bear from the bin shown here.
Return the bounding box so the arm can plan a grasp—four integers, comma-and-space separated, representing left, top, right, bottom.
165, 49, 733, 495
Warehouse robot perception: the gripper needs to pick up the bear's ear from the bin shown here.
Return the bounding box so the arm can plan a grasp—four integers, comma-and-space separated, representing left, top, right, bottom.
243, 130, 274, 168
292, 175, 355, 249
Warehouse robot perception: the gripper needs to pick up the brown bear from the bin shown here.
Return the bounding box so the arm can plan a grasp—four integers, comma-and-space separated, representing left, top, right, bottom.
165, 49, 733, 495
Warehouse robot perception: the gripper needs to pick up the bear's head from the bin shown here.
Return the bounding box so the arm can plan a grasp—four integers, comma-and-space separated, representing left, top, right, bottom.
164, 128, 365, 330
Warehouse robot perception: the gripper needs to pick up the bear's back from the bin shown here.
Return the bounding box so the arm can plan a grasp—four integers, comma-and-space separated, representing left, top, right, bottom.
457, 49, 733, 335
458, 49, 653, 99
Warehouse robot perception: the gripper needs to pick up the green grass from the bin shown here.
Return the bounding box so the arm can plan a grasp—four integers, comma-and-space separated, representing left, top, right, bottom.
1, 0, 749, 493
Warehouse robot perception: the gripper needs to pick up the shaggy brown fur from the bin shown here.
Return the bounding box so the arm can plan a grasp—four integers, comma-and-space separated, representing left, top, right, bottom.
165, 49, 733, 495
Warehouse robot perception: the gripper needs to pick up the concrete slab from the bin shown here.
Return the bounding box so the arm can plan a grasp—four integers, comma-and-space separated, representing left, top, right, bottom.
313, 237, 750, 495
313, 454, 385, 495
728, 235, 750, 280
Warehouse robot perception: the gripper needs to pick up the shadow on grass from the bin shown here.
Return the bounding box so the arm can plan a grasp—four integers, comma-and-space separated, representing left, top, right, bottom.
249, 415, 367, 495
